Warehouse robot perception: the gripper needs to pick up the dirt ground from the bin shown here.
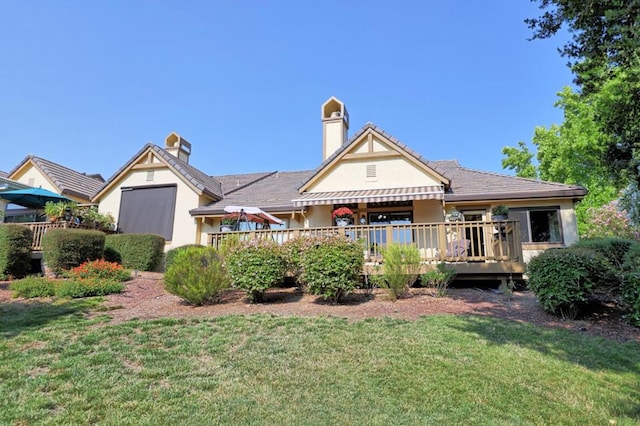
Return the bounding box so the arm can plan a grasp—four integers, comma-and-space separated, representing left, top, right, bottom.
2, 272, 638, 343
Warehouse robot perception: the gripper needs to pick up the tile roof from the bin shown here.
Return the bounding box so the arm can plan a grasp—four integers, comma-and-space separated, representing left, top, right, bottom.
8, 155, 105, 200
428, 160, 587, 201
190, 170, 313, 215
95, 143, 223, 200
0, 171, 7, 178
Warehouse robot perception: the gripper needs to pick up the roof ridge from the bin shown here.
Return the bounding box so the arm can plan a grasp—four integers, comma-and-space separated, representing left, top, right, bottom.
223, 170, 279, 195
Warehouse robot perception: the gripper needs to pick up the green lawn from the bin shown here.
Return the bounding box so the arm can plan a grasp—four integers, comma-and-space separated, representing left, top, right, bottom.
1, 299, 639, 425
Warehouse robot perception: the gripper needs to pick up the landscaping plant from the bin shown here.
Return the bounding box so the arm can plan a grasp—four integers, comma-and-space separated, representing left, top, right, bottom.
375, 243, 421, 300
300, 235, 364, 303
42, 228, 105, 276
65, 259, 131, 282
527, 247, 614, 319
164, 246, 230, 305
421, 262, 457, 297
0, 224, 32, 280
226, 239, 286, 302
9, 276, 56, 298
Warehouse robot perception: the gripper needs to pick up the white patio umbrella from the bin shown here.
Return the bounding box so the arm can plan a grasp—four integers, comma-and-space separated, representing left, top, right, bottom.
223, 205, 284, 225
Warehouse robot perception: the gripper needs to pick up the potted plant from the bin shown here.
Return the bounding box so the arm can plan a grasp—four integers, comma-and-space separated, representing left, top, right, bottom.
220, 214, 237, 231
445, 207, 464, 222
44, 201, 75, 223
491, 205, 509, 221
332, 207, 354, 226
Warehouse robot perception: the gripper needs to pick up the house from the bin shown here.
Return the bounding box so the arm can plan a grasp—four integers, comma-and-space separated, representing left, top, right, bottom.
91, 97, 586, 271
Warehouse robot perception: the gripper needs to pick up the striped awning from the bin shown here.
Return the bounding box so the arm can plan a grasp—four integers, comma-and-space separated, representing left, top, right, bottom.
292, 186, 444, 207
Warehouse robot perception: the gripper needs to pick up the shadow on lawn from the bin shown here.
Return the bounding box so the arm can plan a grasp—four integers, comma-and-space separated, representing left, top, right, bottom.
0, 298, 98, 338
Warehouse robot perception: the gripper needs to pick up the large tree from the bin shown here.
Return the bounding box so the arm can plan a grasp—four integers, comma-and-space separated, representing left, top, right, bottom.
502, 87, 619, 234
526, 0, 640, 93
524, 0, 640, 189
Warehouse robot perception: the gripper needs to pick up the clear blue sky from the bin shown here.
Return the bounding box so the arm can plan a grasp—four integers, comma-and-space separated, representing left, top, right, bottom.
0, 1, 573, 181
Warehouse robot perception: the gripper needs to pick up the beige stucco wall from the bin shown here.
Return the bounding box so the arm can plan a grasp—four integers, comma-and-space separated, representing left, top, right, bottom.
97, 167, 201, 251
11, 166, 58, 193
310, 157, 441, 193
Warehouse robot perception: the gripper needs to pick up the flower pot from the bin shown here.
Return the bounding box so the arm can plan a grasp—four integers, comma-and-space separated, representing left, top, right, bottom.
492, 215, 508, 221
335, 218, 350, 227
220, 225, 233, 232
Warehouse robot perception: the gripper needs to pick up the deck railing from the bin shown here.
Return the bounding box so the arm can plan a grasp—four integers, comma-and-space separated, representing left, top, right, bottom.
208, 220, 523, 263
17, 222, 110, 251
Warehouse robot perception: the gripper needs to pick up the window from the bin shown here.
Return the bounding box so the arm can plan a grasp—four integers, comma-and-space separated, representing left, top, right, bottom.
118, 185, 177, 240
368, 211, 413, 245
509, 207, 563, 243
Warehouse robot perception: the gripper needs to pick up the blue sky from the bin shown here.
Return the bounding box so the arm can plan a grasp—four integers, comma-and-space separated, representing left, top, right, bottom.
0, 1, 573, 181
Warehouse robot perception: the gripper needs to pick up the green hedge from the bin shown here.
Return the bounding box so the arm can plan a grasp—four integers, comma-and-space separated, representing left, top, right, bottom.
572, 238, 635, 270
0, 224, 33, 280
165, 244, 204, 271
42, 228, 105, 276
104, 234, 165, 271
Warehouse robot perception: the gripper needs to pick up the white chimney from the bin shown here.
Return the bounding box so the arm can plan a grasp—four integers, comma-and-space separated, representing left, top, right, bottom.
321, 97, 349, 161
164, 132, 192, 163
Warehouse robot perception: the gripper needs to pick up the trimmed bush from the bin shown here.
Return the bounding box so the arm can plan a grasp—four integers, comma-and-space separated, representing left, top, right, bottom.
300, 235, 364, 303
104, 234, 165, 271
527, 247, 613, 319
421, 262, 457, 297
165, 244, 204, 271
42, 229, 105, 276
572, 238, 635, 270
0, 224, 32, 280
281, 237, 315, 284
226, 239, 286, 303
9, 276, 56, 298
374, 244, 421, 300
55, 278, 125, 298
164, 246, 230, 305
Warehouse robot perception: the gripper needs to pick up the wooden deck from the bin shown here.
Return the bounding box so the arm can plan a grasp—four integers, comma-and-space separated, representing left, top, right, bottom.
208, 220, 526, 280
20, 221, 110, 251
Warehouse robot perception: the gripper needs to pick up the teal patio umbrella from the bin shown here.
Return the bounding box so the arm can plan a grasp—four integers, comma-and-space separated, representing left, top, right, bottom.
0, 187, 71, 209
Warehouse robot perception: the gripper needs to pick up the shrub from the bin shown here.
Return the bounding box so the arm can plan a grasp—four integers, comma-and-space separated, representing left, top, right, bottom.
9, 276, 56, 298
42, 229, 105, 276
0, 224, 33, 279
572, 238, 635, 270
65, 259, 131, 282
226, 239, 286, 302
281, 237, 315, 284
300, 235, 364, 303
165, 244, 204, 271
55, 278, 125, 298
621, 242, 640, 326
375, 244, 421, 300
527, 248, 613, 319
582, 201, 640, 240
104, 234, 165, 271
164, 246, 230, 305
421, 262, 457, 297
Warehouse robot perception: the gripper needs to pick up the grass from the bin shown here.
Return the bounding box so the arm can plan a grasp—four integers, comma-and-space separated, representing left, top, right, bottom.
0, 299, 639, 425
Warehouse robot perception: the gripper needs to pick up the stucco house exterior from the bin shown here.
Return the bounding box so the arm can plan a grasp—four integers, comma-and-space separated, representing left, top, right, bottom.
89, 97, 586, 271
1, 97, 587, 279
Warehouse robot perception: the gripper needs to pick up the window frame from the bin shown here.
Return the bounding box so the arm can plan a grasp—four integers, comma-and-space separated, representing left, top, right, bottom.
509, 206, 564, 245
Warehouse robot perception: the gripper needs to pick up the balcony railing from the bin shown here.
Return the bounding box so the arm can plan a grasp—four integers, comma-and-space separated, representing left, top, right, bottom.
208, 220, 523, 264
17, 221, 112, 251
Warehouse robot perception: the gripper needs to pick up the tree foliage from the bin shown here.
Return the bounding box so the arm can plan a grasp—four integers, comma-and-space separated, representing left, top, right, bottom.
526, 0, 640, 93
526, 1, 640, 191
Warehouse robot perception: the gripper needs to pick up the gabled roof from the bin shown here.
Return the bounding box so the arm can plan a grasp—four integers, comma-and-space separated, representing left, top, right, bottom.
190, 170, 313, 215
298, 122, 450, 192
0, 176, 29, 190
93, 143, 223, 201
8, 155, 105, 200
429, 160, 587, 202
0, 171, 7, 178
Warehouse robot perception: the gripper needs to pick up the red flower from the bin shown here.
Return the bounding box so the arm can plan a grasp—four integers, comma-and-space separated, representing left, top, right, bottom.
332, 207, 354, 219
